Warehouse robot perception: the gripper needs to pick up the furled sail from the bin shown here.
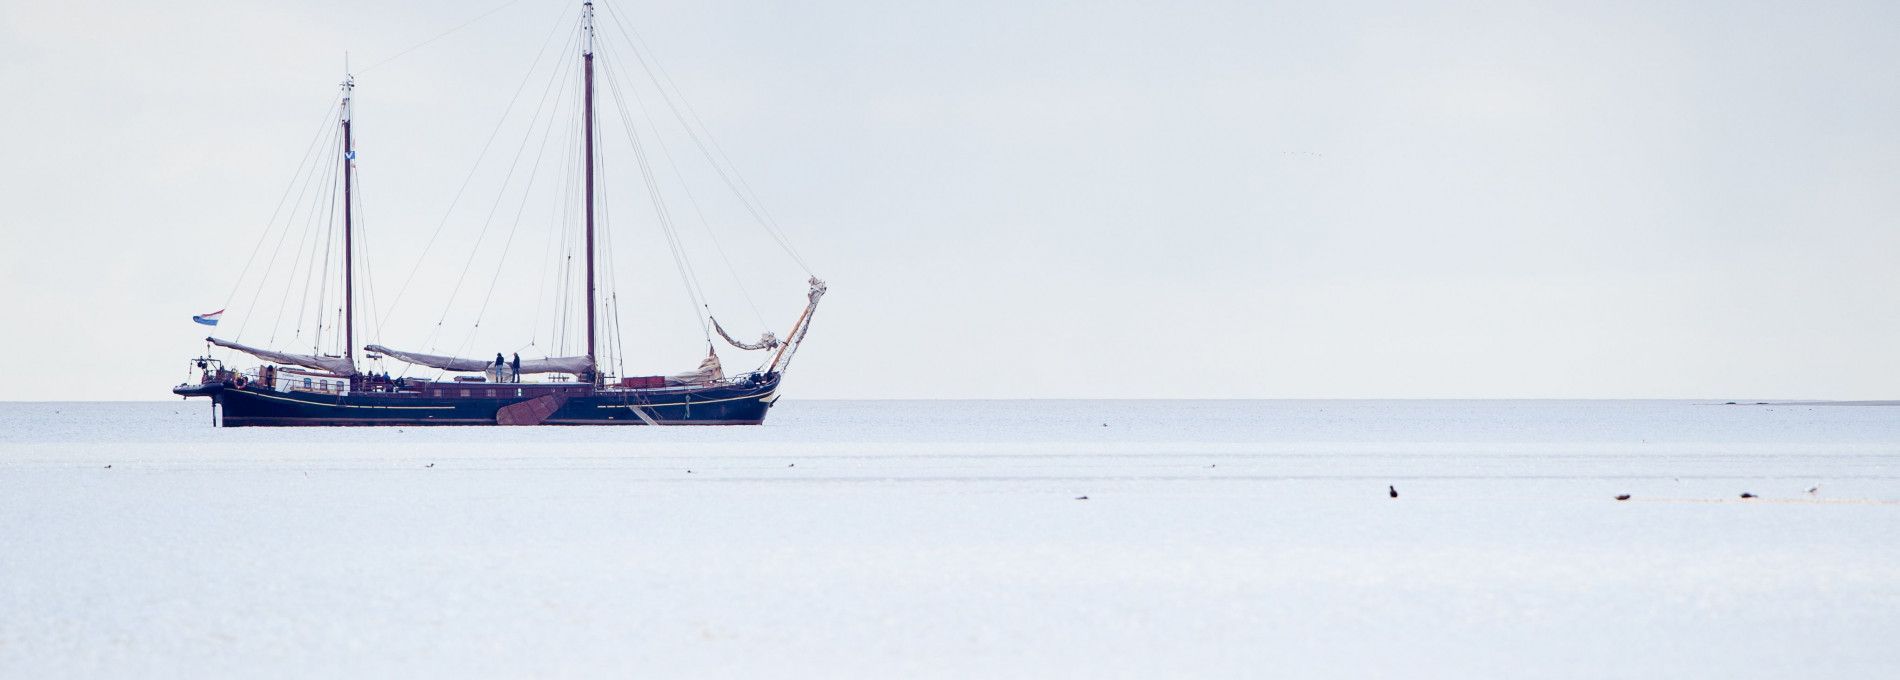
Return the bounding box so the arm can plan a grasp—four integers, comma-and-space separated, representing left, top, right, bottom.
711, 317, 779, 351
208, 337, 356, 375
364, 344, 594, 375
668, 350, 725, 385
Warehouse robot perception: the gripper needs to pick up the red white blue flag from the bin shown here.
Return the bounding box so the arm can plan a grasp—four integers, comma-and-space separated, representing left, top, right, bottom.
192, 309, 224, 326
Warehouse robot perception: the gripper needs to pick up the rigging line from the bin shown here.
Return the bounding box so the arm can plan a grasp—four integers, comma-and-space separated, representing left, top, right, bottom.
596, 44, 712, 337
595, 158, 625, 375
347, 120, 374, 351
222, 95, 342, 317
281, 115, 345, 342
560, 139, 582, 355
637, 59, 809, 277
270, 140, 334, 346
604, 257, 623, 375
352, 172, 371, 350
356, 171, 378, 346
376, 6, 573, 333
599, 4, 813, 274
549, 142, 574, 358
557, 252, 572, 354
530, 101, 582, 350
603, 9, 796, 252
606, 39, 767, 329
528, 74, 615, 372
611, 292, 626, 378
458, 53, 579, 356
267, 125, 342, 346
311, 141, 343, 354
595, 186, 609, 375
553, 193, 573, 355
418, 24, 581, 355
358, 0, 527, 74
552, 107, 579, 356
559, 110, 583, 356
355, 165, 384, 348
235, 109, 340, 342
606, 209, 627, 378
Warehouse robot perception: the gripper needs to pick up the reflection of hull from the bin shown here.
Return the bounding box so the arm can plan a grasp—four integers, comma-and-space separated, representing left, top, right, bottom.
199, 376, 779, 427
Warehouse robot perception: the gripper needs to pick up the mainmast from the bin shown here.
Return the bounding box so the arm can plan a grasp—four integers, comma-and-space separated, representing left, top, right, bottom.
582, 1, 598, 383
341, 74, 357, 372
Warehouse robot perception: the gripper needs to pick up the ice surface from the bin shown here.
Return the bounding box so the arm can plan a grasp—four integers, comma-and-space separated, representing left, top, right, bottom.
1, 400, 1896, 678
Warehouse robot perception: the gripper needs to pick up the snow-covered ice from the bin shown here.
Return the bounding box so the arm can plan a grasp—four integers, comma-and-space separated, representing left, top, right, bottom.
1, 400, 1896, 678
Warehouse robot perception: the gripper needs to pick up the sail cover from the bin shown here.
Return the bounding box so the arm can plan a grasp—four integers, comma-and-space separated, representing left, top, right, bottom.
668, 350, 725, 385
711, 317, 779, 351
364, 344, 594, 375
208, 337, 356, 375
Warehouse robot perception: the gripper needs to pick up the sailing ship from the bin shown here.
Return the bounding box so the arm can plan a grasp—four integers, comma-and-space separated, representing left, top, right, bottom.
174, 2, 824, 426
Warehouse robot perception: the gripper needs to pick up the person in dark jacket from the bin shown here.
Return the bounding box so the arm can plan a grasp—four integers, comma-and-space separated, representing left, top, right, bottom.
511, 353, 521, 381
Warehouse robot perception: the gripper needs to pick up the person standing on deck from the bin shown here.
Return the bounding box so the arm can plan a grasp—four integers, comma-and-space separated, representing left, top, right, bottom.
511, 353, 521, 382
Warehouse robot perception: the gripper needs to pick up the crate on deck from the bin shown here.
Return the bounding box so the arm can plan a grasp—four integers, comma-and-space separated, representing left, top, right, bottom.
619, 376, 666, 389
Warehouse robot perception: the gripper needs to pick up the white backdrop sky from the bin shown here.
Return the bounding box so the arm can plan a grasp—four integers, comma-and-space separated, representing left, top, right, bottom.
2, 0, 1897, 400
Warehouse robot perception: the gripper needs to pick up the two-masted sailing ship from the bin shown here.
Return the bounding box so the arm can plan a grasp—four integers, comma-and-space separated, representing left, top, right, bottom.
174, 2, 824, 426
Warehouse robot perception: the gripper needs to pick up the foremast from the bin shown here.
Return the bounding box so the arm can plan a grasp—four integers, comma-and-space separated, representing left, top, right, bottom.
341, 74, 357, 374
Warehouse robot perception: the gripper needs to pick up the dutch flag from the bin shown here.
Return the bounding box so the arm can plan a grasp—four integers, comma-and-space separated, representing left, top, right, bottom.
192, 309, 224, 326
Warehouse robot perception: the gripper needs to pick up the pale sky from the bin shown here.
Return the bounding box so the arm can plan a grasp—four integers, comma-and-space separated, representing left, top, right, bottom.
3, 0, 1897, 400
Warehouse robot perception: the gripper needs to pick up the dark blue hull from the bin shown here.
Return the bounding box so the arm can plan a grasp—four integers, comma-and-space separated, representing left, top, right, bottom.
198, 377, 780, 427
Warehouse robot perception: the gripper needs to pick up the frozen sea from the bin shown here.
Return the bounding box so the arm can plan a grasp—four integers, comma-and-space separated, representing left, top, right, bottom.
2, 400, 1897, 678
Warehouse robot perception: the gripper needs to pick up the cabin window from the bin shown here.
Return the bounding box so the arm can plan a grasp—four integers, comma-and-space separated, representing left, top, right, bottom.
460, 389, 471, 397
303, 377, 313, 389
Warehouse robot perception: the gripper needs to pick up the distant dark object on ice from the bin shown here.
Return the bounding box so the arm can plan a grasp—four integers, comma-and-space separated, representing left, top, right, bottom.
103, 464, 112, 469
1726, 402, 1737, 405
1615, 494, 1631, 501
1388, 485, 1398, 499
788, 463, 795, 468
425, 463, 434, 468
1075, 495, 1089, 500
1740, 492, 1756, 499
1808, 485, 1821, 495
